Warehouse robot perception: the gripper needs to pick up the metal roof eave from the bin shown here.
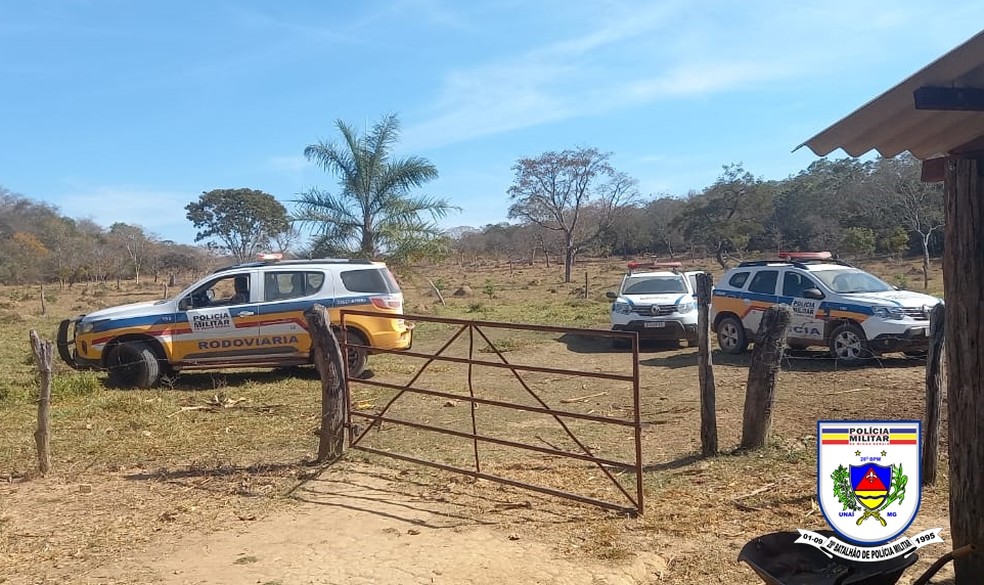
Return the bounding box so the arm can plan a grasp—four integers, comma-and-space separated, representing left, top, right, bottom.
796, 29, 984, 161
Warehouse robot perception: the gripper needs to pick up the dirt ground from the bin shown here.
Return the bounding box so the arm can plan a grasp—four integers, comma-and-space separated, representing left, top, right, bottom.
0, 257, 958, 584
1, 338, 955, 585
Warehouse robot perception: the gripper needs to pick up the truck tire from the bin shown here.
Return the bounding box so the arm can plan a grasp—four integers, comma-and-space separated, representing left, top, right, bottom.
341, 329, 368, 378
716, 315, 748, 354
106, 341, 161, 389
828, 323, 871, 366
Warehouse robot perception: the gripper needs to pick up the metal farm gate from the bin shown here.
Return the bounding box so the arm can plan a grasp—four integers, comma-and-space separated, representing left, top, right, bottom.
338, 309, 644, 516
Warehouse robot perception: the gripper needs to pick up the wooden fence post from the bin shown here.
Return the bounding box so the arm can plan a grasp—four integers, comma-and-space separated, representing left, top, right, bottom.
29, 330, 53, 475
584, 271, 589, 300
740, 305, 792, 450
696, 272, 718, 457
39, 284, 46, 316
303, 304, 348, 463
923, 302, 945, 485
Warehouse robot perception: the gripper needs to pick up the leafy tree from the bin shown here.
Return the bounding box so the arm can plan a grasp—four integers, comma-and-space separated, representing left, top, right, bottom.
185, 188, 289, 264
644, 196, 689, 257
673, 163, 773, 268
507, 147, 638, 282
294, 113, 457, 259
840, 226, 876, 258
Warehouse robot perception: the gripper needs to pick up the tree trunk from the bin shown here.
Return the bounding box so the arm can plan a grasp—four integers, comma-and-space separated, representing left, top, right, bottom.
740, 305, 792, 450
425, 278, 446, 306
922, 232, 931, 290
714, 241, 728, 269
303, 304, 348, 463
563, 232, 575, 283
943, 156, 984, 583
923, 302, 945, 486
30, 330, 53, 475
696, 273, 718, 456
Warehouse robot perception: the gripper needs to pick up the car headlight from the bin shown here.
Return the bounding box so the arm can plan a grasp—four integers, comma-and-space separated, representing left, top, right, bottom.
613, 302, 632, 315
677, 301, 697, 313
78, 321, 94, 334
872, 306, 905, 320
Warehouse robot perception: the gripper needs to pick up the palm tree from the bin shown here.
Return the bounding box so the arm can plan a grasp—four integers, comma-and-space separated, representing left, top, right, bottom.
294, 114, 457, 259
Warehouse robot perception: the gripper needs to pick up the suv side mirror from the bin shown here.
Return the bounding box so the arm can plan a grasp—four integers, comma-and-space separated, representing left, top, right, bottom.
802, 288, 824, 300
178, 298, 191, 311
605, 291, 617, 300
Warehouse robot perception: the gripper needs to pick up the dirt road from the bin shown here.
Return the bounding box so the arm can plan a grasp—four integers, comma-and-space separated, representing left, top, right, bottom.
94, 463, 668, 585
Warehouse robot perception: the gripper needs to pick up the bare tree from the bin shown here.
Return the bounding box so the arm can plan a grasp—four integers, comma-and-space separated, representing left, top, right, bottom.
109, 223, 154, 285
507, 147, 638, 282
874, 154, 943, 289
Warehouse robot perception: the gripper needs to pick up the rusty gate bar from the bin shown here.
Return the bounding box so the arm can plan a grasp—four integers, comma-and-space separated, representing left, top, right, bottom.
353, 446, 638, 515
355, 379, 636, 426
350, 348, 635, 381
468, 325, 639, 507
339, 309, 644, 515
348, 412, 634, 468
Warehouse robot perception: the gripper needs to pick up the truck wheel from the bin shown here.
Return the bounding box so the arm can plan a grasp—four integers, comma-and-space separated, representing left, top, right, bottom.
829, 323, 870, 366
106, 341, 161, 389
341, 329, 368, 378
716, 316, 748, 354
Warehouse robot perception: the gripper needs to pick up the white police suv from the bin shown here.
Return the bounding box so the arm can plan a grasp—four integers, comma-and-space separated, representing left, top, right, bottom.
709, 251, 942, 364
605, 261, 703, 348
57, 254, 413, 388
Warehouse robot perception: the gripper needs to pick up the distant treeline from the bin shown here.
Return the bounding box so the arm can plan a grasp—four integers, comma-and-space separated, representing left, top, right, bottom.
0, 187, 211, 286
1, 152, 942, 286
450, 154, 943, 269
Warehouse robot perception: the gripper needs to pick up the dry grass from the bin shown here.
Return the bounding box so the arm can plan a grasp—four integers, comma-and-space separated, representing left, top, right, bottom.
0, 255, 952, 584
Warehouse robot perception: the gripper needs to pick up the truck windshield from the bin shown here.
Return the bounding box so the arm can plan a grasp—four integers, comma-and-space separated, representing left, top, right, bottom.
622, 275, 688, 295
811, 269, 894, 294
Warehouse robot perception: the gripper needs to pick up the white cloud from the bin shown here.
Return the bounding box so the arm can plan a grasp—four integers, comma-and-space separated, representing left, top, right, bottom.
402, 1, 983, 153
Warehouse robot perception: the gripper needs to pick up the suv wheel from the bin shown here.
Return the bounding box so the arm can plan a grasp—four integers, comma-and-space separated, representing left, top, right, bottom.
716, 316, 748, 354
829, 323, 870, 365
341, 329, 369, 378
106, 341, 161, 389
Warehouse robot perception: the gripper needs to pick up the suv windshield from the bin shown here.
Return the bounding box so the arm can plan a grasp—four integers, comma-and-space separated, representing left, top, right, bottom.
622, 275, 688, 295
811, 268, 894, 294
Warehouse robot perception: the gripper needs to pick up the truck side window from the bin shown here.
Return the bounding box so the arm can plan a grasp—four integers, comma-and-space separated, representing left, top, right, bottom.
264, 271, 326, 301
747, 270, 778, 295
729, 271, 750, 289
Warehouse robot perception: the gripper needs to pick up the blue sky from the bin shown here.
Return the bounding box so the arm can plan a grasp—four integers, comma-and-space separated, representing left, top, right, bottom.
2, 1, 982, 246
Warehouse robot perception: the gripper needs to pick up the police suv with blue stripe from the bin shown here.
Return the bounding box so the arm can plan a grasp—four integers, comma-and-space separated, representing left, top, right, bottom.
709, 252, 942, 364
57, 254, 412, 388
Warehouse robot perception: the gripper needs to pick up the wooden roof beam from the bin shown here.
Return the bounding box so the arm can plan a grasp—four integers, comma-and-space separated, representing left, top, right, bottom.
914, 86, 984, 111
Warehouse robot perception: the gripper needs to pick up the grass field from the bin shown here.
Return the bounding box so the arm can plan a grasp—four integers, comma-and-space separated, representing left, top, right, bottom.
0, 255, 953, 584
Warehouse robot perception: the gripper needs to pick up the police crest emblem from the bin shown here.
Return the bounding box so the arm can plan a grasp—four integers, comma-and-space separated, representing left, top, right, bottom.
796, 420, 945, 561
